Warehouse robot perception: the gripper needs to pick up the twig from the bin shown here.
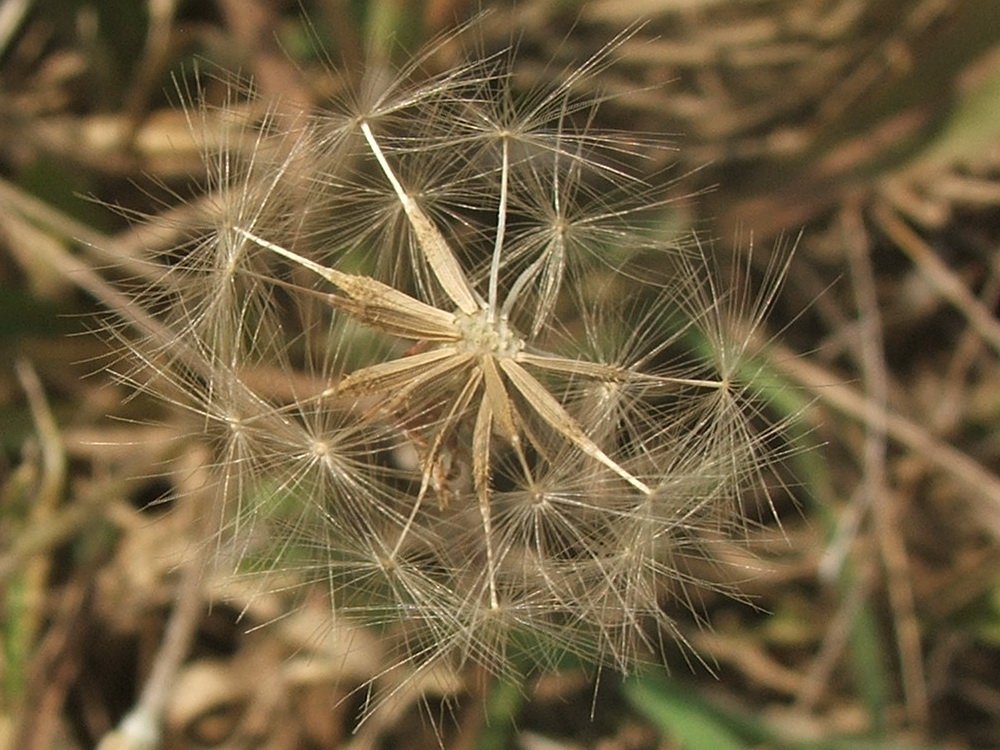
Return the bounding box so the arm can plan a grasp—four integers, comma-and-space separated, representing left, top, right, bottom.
0, 176, 154, 279
796, 485, 873, 713
931, 250, 1000, 433
14, 358, 66, 520
122, 0, 179, 139
0, 494, 107, 582
96, 448, 212, 750
215, 0, 314, 124
7, 359, 68, 745
872, 197, 1000, 358
0, 0, 31, 57
13, 357, 66, 623
843, 203, 928, 728
0, 176, 232, 392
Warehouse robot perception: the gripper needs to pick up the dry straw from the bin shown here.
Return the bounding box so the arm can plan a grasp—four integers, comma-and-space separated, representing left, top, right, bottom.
110, 24, 790, 704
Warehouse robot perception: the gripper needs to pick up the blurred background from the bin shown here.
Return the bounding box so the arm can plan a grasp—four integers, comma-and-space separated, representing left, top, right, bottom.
3, 1, 1000, 748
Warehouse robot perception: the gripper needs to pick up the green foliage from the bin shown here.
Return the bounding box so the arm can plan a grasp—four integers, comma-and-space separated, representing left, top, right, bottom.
625, 670, 945, 750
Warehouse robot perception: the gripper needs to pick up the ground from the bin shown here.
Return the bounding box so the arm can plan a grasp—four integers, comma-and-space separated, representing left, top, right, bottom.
3, 1, 1000, 749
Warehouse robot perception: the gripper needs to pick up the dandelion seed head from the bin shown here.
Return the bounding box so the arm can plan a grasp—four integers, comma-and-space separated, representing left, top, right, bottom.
102, 18, 795, 716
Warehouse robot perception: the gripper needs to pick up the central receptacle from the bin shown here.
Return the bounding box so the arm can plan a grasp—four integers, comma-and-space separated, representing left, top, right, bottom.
454, 308, 524, 359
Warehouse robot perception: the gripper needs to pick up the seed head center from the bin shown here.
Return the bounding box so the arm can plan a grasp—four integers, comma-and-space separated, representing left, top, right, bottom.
454, 308, 524, 358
